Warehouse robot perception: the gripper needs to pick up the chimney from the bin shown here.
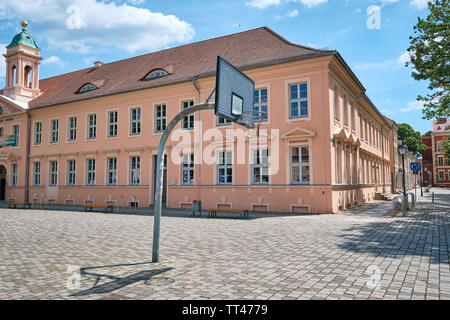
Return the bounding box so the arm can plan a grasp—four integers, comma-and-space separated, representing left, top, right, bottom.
93, 61, 104, 68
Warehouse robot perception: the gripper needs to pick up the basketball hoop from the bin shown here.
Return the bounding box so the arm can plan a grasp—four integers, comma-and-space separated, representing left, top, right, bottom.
235, 111, 267, 138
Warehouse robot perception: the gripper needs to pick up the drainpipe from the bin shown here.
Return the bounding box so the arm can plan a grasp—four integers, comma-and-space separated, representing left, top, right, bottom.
25, 110, 31, 203
381, 123, 386, 194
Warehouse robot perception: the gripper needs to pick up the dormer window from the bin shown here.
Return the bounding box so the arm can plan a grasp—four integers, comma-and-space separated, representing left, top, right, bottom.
143, 69, 168, 81
77, 83, 97, 93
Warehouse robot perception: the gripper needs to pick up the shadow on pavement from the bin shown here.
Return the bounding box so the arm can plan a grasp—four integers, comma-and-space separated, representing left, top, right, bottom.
70, 261, 173, 296
336, 191, 449, 265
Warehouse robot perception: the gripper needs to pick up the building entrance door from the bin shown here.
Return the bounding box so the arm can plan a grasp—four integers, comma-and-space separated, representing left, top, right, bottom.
0, 165, 6, 201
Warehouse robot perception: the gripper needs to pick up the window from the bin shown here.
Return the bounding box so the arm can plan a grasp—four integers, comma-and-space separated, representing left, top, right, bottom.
343, 96, 348, 126
438, 157, 444, 166
217, 151, 232, 184
50, 119, 59, 143
12, 125, 19, 146
130, 156, 140, 185
144, 69, 168, 81
437, 142, 442, 152
107, 158, 117, 185
68, 117, 77, 141
182, 100, 195, 130
289, 83, 308, 118
351, 103, 355, 131
217, 116, 231, 126
11, 163, 18, 186
130, 107, 141, 135
334, 87, 339, 120
254, 88, 268, 122
87, 114, 96, 139
336, 146, 341, 184
34, 122, 42, 145
438, 171, 445, 181
252, 149, 269, 184
78, 83, 97, 93
33, 162, 40, 186
0, 127, 4, 137
182, 154, 194, 185
49, 161, 58, 186
67, 160, 76, 185
155, 104, 166, 132
108, 111, 118, 137
290, 146, 310, 184
86, 159, 95, 185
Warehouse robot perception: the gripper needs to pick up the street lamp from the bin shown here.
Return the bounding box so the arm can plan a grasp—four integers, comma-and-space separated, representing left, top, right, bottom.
398, 144, 407, 197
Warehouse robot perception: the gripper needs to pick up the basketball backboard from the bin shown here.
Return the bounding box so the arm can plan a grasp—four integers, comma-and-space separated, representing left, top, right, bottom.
215, 56, 255, 129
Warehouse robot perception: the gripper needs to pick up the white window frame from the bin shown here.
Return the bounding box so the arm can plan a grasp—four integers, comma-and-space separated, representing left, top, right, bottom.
68, 117, 77, 141
253, 88, 268, 122
182, 100, 195, 130
290, 146, 310, 185
438, 157, 444, 167
108, 111, 118, 137
12, 124, 19, 146
130, 107, 141, 135
289, 82, 309, 119
86, 159, 96, 185
11, 163, 18, 186
33, 161, 41, 186
107, 157, 117, 186
50, 119, 59, 143
67, 160, 76, 186
252, 149, 269, 185
182, 153, 194, 185
34, 121, 42, 145
217, 151, 232, 185
154, 104, 166, 133
130, 156, 141, 185
49, 161, 58, 186
87, 114, 97, 140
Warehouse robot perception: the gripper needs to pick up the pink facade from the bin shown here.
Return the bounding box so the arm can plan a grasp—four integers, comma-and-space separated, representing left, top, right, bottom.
0, 26, 391, 214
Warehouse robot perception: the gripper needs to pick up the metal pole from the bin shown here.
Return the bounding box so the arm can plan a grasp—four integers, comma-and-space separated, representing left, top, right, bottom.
152, 103, 214, 263
420, 171, 423, 197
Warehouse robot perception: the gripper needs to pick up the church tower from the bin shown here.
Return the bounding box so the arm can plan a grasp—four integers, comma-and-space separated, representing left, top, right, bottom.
3, 21, 42, 104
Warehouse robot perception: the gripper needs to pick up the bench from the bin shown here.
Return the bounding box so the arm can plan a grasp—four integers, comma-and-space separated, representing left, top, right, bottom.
84, 204, 114, 213
207, 209, 249, 219
8, 202, 31, 209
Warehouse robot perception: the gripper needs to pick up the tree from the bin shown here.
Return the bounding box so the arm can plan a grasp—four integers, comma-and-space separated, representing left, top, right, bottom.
444, 138, 450, 165
397, 123, 427, 156
406, 0, 450, 120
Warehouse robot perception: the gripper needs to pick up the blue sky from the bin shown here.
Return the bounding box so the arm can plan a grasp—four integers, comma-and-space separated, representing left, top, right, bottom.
0, 0, 434, 134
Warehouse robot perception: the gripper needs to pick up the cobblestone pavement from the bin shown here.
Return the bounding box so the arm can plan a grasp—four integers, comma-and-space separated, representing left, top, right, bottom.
0, 189, 448, 300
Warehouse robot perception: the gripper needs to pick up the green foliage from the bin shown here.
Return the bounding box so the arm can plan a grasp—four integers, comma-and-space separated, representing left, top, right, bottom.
397, 123, 427, 156
444, 138, 450, 165
406, 0, 450, 120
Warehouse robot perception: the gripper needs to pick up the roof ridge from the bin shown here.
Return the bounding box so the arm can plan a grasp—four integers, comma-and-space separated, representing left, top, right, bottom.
262, 26, 333, 52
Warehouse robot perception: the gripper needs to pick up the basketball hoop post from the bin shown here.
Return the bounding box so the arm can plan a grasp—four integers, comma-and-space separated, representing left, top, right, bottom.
152, 102, 214, 263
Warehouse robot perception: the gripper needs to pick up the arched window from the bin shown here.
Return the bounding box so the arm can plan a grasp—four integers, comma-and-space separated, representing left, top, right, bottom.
24, 66, 33, 88
77, 83, 97, 93
11, 65, 17, 86
143, 69, 168, 81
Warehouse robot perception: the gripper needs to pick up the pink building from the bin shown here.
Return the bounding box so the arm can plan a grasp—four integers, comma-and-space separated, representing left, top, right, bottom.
0, 23, 391, 214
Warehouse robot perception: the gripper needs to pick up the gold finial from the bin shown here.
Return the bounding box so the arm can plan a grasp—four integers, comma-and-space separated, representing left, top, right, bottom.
21, 20, 28, 29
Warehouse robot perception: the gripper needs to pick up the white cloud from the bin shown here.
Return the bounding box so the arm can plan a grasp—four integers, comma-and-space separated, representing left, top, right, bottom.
0, 0, 195, 53
410, 0, 431, 10
400, 100, 425, 112
42, 56, 65, 68
0, 44, 6, 79
246, 0, 281, 9
353, 52, 412, 72
275, 9, 299, 20
246, 0, 327, 9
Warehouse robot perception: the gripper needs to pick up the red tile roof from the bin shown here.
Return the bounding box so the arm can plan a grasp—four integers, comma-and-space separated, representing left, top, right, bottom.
29, 27, 334, 109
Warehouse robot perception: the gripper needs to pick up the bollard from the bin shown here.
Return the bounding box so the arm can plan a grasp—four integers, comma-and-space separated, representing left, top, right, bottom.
432, 192, 434, 203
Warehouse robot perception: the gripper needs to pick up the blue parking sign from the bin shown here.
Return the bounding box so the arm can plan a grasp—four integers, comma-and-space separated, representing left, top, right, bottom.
410, 162, 422, 171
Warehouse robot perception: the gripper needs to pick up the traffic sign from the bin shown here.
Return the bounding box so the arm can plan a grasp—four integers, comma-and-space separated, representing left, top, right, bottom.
410, 162, 422, 171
